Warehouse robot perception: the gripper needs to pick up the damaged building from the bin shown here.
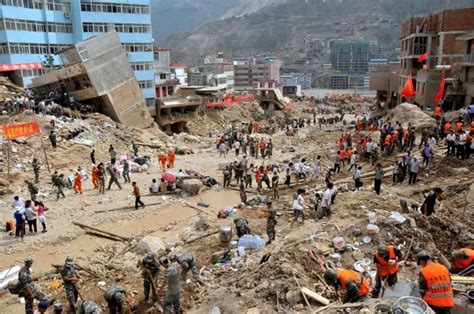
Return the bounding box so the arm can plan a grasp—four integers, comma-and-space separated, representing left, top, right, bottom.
30, 32, 154, 128
154, 94, 202, 135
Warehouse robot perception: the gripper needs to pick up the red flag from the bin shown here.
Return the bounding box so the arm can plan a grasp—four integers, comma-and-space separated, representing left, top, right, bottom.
401, 74, 416, 98
433, 68, 445, 103
418, 53, 427, 62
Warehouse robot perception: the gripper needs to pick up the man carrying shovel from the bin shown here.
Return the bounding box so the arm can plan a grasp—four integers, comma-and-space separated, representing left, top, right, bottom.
372, 244, 402, 298
139, 253, 161, 303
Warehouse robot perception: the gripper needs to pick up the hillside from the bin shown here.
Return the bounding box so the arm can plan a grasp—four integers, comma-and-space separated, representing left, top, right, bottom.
163, 0, 474, 65
151, 0, 285, 44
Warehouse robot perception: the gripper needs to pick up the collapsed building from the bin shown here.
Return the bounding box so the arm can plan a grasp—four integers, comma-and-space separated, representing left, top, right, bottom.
30, 32, 154, 128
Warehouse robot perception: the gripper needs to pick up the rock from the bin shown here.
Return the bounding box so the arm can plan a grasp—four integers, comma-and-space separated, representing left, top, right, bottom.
294, 304, 305, 311
137, 236, 166, 254
352, 250, 365, 261
195, 216, 210, 231
182, 179, 203, 195
286, 290, 302, 305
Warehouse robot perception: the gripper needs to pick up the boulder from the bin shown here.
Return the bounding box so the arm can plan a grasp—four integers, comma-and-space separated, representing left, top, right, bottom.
182, 179, 203, 195
286, 290, 303, 305
137, 236, 166, 254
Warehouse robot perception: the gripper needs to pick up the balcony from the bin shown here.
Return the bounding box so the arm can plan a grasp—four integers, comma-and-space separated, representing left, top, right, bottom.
463, 54, 474, 65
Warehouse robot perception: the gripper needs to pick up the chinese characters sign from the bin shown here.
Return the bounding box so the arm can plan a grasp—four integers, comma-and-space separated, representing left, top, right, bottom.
2, 121, 40, 139
0, 63, 43, 72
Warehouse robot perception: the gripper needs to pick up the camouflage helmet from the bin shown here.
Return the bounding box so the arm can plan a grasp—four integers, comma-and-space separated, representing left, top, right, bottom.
24, 257, 33, 265
416, 250, 431, 265
65, 256, 74, 265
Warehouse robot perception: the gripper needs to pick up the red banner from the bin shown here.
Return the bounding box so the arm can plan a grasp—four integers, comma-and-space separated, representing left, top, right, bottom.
401, 74, 416, 98
0, 63, 43, 73
433, 68, 445, 103
2, 121, 40, 139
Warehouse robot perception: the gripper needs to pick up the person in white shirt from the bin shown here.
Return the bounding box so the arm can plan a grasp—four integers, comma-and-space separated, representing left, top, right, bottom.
312, 155, 321, 177
348, 151, 358, 172
446, 131, 456, 156
457, 132, 467, 159
219, 143, 228, 157
233, 141, 241, 156
428, 136, 437, 150
353, 166, 363, 191
11, 196, 25, 209
149, 179, 159, 194
318, 183, 334, 219
292, 188, 307, 225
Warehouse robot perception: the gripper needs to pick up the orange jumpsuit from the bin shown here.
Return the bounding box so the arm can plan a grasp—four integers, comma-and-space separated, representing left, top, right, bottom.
167, 151, 175, 168
91, 166, 99, 188
159, 154, 167, 171
73, 172, 83, 194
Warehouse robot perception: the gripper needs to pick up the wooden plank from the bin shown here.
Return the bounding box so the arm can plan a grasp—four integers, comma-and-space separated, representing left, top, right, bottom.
451, 275, 474, 284
184, 230, 219, 244
72, 221, 129, 241
301, 287, 330, 305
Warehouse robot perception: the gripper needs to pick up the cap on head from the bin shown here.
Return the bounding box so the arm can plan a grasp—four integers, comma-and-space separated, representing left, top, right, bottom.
167, 253, 177, 262
377, 244, 388, 257
38, 300, 49, 308
323, 269, 338, 285
65, 256, 74, 265
24, 257, 33, 265
416, 250, 431, 265
54, 303, 63, 311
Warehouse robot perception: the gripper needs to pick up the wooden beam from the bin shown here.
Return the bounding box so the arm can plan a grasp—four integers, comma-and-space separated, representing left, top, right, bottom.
301, 287, 330, 305
184, 230, 219, 244
85, 230, 123, 242
72, 221, 129, 241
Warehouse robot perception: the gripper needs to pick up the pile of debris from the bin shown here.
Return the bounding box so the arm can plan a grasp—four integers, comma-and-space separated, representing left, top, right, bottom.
0, 77, 24, 104
388, 103, 437, 130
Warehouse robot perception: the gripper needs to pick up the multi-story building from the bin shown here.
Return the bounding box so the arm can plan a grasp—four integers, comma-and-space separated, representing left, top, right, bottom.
154, 48, 179, 98
398, 8, 474, 109
330, 41, 369, 74
369, 62, 400, 108
194, 53, 234, 89
457, 32, 474, 107
170, 63, 187, 86
233, 56, 281, 89
280, 72, 312, 90
0, 0, 155, 107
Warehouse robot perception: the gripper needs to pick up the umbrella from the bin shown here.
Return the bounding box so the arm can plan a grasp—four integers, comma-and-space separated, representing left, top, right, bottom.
162, 173, 176, 183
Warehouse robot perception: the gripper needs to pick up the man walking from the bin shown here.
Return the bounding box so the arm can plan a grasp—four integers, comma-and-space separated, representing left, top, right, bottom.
90, 149, 96, 165
374, 163, 384, 195
264, 201, 277, 245
408, 157, 419, 185
25, 180, 38, 202
132, 182, 145, 210
49, 130, 57, 149
107, 164, 122, 190
108, 145, 116, 164
32, 158, 41, 183
122, 159, 131, 183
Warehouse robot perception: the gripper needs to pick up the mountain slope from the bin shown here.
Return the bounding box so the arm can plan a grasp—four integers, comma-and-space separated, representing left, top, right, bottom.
151, 0, 285, 44
163, 0, 474, 64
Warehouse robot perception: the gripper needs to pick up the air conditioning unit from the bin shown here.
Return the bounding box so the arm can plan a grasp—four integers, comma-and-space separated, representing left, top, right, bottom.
64, 12, 71, 19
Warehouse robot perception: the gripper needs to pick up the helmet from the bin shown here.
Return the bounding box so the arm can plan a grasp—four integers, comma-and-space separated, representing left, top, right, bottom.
53, 303, 64, 311
24, 257, 33, 265
416, 250, 431, 264
323, 269, 338, 285
65, 256, 74, 265
158, 257, 169, 266
167, 253, 177, 262
377, 244, 388, 257
451, 250, 468, 259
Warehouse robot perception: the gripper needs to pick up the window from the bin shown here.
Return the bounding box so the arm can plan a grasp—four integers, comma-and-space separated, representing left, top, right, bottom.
79, 1, 149, 15
0, 42, 71, 55
159, 74, 166, 80
138, 80, 154, 89
82, 22, 151, 34
0, 18, 73, 33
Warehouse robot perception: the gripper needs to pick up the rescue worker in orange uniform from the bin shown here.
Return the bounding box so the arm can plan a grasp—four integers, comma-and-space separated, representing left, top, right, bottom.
444, 122, 452, 135
91, 165, 99, 189
324, 269, 370, 303
338, 148, 346, 167
158, 153, 167, 172
372, 244, 403, 297
73, 168, 83, 194
434, 104, 442, 120
167, 149, 175, 168
451, 248, 474, 273
455, 118, 463, 133
417, 250, 454, 314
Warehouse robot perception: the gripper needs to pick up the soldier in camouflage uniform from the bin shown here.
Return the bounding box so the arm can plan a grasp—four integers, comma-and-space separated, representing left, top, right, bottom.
140, 252, 160, 302
25, 180, 39, 202
32, 158, 41, 183
159, 259, 181, 314
52, 172, 66, 200
18, 257, 46, 314
265, 201, 277, 245
53, 303, 64, 314
169, 252, 205, 285
234, 217, 250, 238
78, 300, 102, 314
60, 256, 81, 313
104, 285, 127, 314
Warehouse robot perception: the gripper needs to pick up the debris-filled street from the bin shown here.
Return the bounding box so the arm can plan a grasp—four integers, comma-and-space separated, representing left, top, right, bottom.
1, 82, 473, 313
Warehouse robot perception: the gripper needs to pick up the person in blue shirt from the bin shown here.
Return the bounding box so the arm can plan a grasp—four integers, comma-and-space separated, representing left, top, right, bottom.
14, 207, 26, 240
